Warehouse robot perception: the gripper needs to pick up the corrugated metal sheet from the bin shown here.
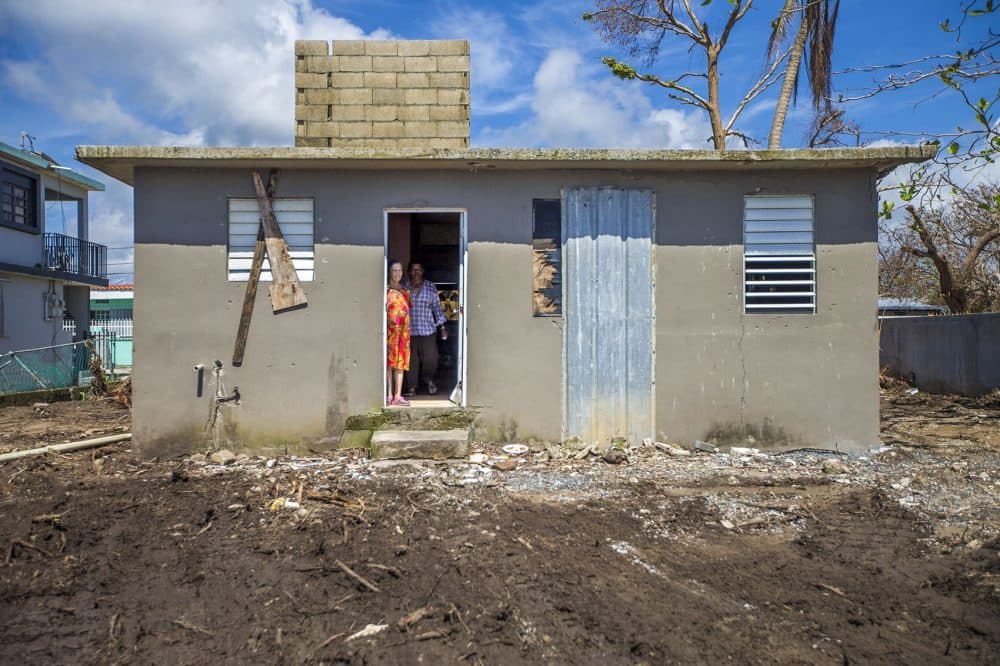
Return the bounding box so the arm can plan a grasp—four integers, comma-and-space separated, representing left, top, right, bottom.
563, 187, 655, 444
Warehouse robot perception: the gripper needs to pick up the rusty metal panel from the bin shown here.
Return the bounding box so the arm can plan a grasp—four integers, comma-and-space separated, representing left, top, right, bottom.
563, 187, 655, 445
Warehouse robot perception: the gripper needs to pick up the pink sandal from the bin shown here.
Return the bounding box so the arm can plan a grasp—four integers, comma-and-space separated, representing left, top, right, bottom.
392, 396, 410, 407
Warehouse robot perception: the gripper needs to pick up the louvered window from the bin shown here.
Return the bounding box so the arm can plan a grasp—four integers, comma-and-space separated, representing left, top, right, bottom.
744, 195, 815, 314
227, 198, 314, 282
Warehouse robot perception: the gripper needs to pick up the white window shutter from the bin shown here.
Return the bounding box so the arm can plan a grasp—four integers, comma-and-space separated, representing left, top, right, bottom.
228, 198, 314, 282
744, 195, 815, 314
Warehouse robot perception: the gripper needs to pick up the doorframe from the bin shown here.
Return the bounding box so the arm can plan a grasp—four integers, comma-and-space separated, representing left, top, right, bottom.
382, 208, 468, 407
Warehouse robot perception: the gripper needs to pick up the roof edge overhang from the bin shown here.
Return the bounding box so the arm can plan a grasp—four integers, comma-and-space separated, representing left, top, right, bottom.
1, 142, 105, 192
75, 145, 937, 187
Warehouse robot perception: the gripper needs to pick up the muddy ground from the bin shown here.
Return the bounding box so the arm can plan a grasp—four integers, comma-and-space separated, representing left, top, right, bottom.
0, 386, 997, 664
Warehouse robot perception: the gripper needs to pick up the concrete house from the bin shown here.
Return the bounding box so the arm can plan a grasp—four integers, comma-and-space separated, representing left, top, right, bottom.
0, 141, 107, 355
77, 40, 933, 457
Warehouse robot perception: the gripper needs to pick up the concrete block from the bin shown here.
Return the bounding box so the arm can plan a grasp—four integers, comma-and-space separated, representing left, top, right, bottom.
372, 56, 405, 72
339, 88, 374, 105
331, 104, 366, 121
429, 105, 468, 121
404, 88, 437, 105
339, 121, 373, 138
295, 104, 329, 121
295, 120, 306, 136
395, 137, 441, 148
437, 55, 470, 72
306, 121, 340, 137
396, 72, 430, 88
327, 137, 366, 147
295, 72, 328, 89
305, 88, 338, 105
398, 40, 432, 56
295, 136, 330, 148
329, 72, 364, 88
427, 137, 468, 149
370, 429, 470, 460
338, 429, 373, 449
374, 88, 406, 105
404, 121, 438, 138
372, 121, 405, 138
397, 105, 431, 121
295, 56, 308, 73
296, 91, 306, 105
404, 56, 437, 73
295, 40, 329, 56
364, 72, 397, 88
437, 89, 469, 105
305, 56, 339, 72
332, 40, 366, 56
428, 72, 467, 88
339, 55, 373, 72
429, 40, 469, 56
365, 41, 398, 56
436, 121, 470, 137
361, 138, 412, 149
366, 105, 399, 121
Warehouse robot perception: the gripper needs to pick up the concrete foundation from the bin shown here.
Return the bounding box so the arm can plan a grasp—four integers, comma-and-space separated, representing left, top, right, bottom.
370, 429, 470, 459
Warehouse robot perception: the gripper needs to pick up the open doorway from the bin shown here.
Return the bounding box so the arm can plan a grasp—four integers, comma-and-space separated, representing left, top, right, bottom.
385, 210, 465, 407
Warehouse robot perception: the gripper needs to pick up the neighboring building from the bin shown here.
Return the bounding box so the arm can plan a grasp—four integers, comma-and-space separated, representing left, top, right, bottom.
878, 297, 947, 317
90, 283, 134, 368
76, 39, 934, 457
0, 141, 106, 355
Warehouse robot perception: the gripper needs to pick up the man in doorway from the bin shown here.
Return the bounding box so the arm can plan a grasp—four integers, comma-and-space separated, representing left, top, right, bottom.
403, 261, 448, 396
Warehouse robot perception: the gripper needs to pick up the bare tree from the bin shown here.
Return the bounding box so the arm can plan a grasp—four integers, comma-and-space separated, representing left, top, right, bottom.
584, 0, 787, 150
880, 185, 1000, 313
766, 0, 841, 148
804, 104, 858, 148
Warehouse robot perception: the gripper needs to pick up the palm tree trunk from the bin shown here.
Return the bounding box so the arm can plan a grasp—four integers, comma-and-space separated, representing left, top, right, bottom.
768, 15, 809, 149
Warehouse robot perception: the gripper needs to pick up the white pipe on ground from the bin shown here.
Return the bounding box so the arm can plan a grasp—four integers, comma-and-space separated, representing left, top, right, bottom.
0, 433, 132, 463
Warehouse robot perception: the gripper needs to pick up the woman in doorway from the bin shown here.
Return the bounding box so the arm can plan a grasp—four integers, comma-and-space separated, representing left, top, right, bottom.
385, 260, 411, 406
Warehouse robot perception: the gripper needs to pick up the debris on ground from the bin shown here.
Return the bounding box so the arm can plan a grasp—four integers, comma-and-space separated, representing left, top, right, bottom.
0, 382, 997, 663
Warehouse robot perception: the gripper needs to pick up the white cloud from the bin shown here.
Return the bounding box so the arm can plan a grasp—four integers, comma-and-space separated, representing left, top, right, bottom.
0, 0, 390, 280
0, 0, 390, 147
476, 48, 712, 149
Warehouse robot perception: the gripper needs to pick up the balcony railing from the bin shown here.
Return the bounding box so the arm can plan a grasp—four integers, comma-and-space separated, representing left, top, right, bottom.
42, 233, 107, 280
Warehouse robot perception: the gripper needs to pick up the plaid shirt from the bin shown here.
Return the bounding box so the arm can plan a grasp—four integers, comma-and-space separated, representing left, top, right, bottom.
405, 280, 446, 336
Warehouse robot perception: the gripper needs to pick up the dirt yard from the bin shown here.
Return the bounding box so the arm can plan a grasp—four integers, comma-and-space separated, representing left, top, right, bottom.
0, 386, 997, 664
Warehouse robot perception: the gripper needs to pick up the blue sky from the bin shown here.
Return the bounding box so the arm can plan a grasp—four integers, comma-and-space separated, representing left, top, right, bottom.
0, 1, 994, 282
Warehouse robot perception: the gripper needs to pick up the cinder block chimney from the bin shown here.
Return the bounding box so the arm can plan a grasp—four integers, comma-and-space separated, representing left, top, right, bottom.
294, 40, 470, 149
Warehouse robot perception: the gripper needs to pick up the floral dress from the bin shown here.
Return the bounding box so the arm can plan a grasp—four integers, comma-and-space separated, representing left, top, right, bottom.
386, 286, 411, 370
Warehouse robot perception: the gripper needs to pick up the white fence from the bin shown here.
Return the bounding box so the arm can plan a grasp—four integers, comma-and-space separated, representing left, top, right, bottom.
90, 318, 133, 338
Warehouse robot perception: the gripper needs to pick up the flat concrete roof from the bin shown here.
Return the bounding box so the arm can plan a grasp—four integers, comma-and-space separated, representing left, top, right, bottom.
75, 145, 936, 186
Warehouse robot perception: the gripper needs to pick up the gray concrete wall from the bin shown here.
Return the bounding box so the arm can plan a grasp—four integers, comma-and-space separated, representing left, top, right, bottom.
131, 166, 879, 455
880, 314, 1000, 396
0, 273, 72, 355
62, 286, 90, 341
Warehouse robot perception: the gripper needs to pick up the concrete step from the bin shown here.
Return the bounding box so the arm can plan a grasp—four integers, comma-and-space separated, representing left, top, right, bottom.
370, 429, 470, 460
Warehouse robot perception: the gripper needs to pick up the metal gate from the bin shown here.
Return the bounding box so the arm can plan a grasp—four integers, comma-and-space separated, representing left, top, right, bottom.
563, 187, 655, 444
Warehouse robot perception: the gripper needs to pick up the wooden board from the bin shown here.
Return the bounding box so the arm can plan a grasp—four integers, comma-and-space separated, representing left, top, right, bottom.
232, 170, 278, 366
251, 171, 308, 313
